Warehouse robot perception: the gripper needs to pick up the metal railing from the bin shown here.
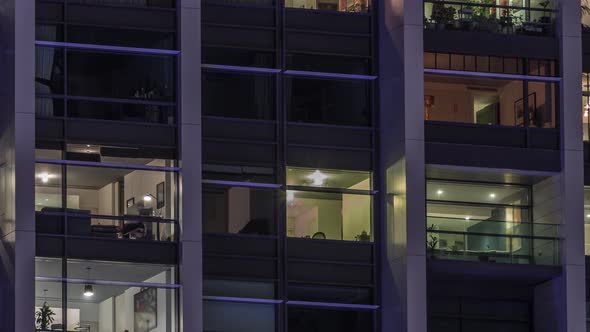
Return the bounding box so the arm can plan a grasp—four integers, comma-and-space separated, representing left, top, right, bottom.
423, 0, 557, 37
426, 216, 560, 265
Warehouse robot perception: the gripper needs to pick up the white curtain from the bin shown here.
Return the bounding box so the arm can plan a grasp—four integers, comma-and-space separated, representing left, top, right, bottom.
35, 26, 57, 117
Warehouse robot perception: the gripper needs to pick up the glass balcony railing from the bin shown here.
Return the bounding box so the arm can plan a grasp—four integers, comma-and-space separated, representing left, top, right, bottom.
424, 0, 557, 37
426, 216, 560, 265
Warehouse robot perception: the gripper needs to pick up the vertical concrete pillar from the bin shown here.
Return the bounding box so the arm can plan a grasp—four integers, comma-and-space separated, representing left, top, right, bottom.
546, 0, 587, 331
179, 0, 203, 331
0, 0, 36, 330
378, 0, 427, 331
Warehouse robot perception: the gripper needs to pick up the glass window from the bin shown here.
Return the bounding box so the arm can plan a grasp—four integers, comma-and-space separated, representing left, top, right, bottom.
287, 167, 372, 190
287, 306, 374, 332
202, 71, 275, 120
426, 179, 559, 265
65, 259, 176, 284
288, 283, 373, 304
204, 279, 276, 299
425, 52, 556, 77
35, 260, 178, 332
285, 0, 370, 12
287, 190, 372, 241
425, 74, 556, 128
67, 99, 176, 125
67, 25, 175, 50
203, 185, 277, 235
203, 163, 276, 184
424, 1, 555, 36
36, 23, 64, 42
35, 162, 178, 241
427, 181, 530, 206
527, 80, 556, 128
36, 97, 65, 118
203, 47, 276, 68
286, 53, 371, 76
204, 300, 276, 332
67, 50, 175, 101
287, 77, 371, 127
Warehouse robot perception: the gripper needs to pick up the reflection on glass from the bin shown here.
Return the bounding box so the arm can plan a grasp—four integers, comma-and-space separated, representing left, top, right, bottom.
287, 167, 372, 190
203, 185, 277, 235
204, 300, 276, 332
203, 71, 275, 120
287, 78, 371, 127
287, 191, 372, 241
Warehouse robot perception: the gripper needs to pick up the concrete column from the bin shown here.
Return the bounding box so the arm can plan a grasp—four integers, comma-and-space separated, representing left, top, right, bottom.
179, 0, 203, 331
549, 0, 586, 331
0, 0, 36, 331
378, 0, 427, 331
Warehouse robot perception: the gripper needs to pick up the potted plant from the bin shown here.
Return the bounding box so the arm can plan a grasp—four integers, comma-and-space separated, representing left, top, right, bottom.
538, 0, 552, 24
431, 2, 448, 30
459, 5, 475, 31
426, 224, 439, 259
355, 230, 371, 242
35, 302, 55, 331
443, 6, 457, 30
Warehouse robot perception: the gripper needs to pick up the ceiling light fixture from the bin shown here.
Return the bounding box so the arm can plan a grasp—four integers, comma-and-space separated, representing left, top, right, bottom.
465, 216, 471, 220
436, 189, 444, 195
37, 173, 54, 184
83, 267, 94, 297
489, 193, 496, 199
143, 193, 155, 202
307, 170, 328, 186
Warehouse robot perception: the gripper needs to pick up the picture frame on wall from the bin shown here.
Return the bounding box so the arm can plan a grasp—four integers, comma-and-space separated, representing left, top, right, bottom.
156, 182, 165, 209
126, 197, 135, 209
134, 287, 157, 332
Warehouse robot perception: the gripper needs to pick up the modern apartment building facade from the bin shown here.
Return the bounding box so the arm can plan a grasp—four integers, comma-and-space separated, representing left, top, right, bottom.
0, 0, 587, 331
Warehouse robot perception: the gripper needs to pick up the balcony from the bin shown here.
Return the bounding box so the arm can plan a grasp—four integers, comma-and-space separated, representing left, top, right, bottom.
34, 161, 179, 264
423, 0, 558, 58
426, 178, 560, 266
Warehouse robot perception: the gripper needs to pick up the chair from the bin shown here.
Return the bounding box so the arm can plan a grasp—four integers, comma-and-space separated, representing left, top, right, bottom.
312, 232, 326, 239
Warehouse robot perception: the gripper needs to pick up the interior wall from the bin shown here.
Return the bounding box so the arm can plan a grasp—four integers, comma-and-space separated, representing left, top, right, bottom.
498, 80, 522, 126
424, 81, 472, 123
35, 186, 99, 213
227, 187, 250, 233
100, 271, 174, 332
98, 298, 113, 332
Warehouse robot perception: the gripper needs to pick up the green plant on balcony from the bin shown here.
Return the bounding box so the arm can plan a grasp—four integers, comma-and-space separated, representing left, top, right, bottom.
426, 224, 438, 258
431, 2, 456, 30
538, 0, 552, 24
